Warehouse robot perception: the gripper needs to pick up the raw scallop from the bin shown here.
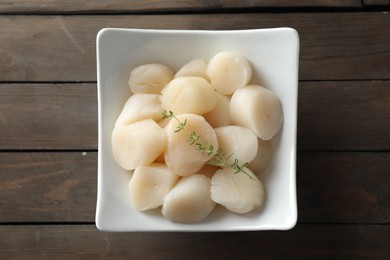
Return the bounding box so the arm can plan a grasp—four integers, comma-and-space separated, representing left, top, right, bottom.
112, 119, 166, 170
128, 63, 174, 94
174, 59, 209, 81
115, 94, 163, 127
162, 174, 216, 223
230, 85, 282, 140
207, 51, 252, 95
129, 163, 179, 211
211, 167, 265, 214
215, 125, 258, 165
204, 92, 231, 128
248, 139, 273, 174
161, 76, 216, 115
164, 114, 218, 176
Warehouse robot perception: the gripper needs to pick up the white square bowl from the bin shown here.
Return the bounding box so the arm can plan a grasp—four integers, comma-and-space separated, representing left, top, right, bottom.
96, 28, 299, 231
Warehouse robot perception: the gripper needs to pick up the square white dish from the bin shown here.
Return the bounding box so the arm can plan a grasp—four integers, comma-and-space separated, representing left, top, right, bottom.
96, 28, 299, 231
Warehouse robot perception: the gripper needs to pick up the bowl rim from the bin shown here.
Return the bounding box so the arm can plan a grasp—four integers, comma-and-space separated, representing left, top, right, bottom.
96, 27, 299, 232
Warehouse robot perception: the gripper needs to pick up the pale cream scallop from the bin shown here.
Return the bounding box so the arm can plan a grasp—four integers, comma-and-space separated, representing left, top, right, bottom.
229, 85, 283, 140
207, 51, 252, 95
215, 125, 258, 166
164, 114, 218, 176
128, 63, 174, 94
248, 139, 273, 175
111, 119, 166, 171
162, 174, 216, 223
204, 92, 231, 128
129, 163, 179, 211
174, 59, 209, 81
160, 76, 217, 115
211, 167, 265, 214
115, 94, 163, 127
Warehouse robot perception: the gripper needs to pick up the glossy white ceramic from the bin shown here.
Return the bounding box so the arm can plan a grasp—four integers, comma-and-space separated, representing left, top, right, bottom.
96, 28, 299, 231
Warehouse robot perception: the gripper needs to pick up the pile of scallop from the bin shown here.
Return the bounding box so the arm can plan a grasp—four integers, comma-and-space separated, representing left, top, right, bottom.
112, 52, 282, 223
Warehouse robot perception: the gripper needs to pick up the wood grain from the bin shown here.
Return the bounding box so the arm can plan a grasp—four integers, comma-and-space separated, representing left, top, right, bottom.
0, 224, 388, 258
0, 3, 388, 259
0, 12, 389, 82
0, 83, 97, 150
0, 0, 363, 14
1, 81, 389, 150
0, 151, 388, 223
0, 152, 96, 222
363, 0, 390, 6
298, 80, 390, 150
297, 152, 390, 223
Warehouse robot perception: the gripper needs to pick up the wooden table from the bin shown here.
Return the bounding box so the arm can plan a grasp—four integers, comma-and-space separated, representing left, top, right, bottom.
1, 1, 389, 258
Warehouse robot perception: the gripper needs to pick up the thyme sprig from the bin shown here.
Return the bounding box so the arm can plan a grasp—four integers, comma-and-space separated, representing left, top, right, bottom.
162, 110, 253, 179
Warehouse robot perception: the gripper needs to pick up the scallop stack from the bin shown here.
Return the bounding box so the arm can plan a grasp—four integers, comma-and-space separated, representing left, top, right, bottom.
111, 52, 282, 223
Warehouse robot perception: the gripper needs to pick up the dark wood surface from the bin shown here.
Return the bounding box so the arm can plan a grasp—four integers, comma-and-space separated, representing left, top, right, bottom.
0, 0, 364, 14
1, 13, 390, 82
0, 225, 388, 259
0, 1, 389, 258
